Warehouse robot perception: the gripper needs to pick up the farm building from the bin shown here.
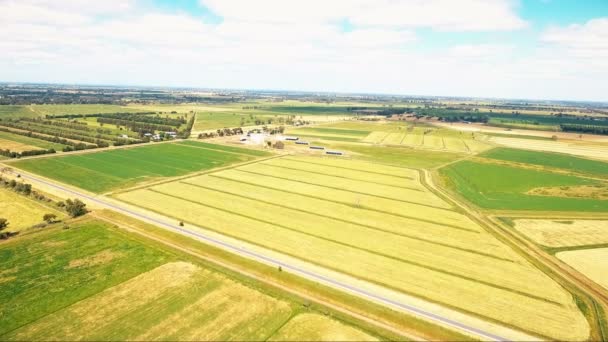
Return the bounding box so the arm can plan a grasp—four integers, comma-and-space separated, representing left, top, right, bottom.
295, 141, 309, 145
284, 136, 299, 141
310, 146, 325, 150
326, 150, 344, 156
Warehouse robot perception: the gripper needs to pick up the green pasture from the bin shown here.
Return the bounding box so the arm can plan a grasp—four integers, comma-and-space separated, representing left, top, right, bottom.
0, 222, 170, 336
481, 148, 608, 177
441, 160, 608, 211
11, 141, 269, 193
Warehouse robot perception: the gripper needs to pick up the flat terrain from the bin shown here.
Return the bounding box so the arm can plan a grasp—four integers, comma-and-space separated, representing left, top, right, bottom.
441, 160, 608, 211
0, 104, 141, 119
115, 155, 589, 340
0, 131, 65, 152
269, 313, 378, 341
490, 136, 608, 161
481, 148, 608, 176
0, 219, 378, 341
557, 248, 608, 291
0, 188, 65, 233
513, 219, 608, 248
10, 141, 270, 193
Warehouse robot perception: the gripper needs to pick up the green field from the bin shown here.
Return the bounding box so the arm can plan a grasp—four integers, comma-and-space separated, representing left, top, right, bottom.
441, 160, 608, 211
0, 219, 379, 341
11, 141, 271, 193
115, 155, 589, 340
481, 147, 608, 177
0, 130, 67, 151
194, 112, 274, 130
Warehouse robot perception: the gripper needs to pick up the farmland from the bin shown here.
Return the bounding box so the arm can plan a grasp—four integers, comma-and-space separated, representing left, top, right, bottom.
512, 219, 608, 248
114, 155, 589, 340
10, 141, 270, 193
440, 160, 608, 211
0, 188, 65, 233
0, 131, 66, 152
269, 314, 377, 341
481, 148, 608, 176
557, 248, 608, 291
490, 136, 608, 161
361, 127, 493, 153
0, 219, 384, 341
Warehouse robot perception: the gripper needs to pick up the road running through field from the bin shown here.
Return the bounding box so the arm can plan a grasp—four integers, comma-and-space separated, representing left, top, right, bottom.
10, 169, 516, 342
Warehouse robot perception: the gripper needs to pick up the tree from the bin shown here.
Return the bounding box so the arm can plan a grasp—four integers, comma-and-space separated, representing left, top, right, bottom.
65, 199, 87, 217
43, 213, 57, 223
0, 218, 8, 230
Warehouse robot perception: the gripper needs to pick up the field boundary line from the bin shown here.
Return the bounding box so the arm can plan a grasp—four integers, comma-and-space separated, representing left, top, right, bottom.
108, 153, 283, 195
422, 168, 606, 341
90, 212, 427, 342
180, 180, 513, 262
147, 188, 560, 305
233, 168, 451, 211
257, 162, 423, 191
209, 173, 479, 233
280, 156, 416, 179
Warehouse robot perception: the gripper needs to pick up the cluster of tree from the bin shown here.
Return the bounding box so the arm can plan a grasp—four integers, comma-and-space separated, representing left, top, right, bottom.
0, 126, 97, 151
438, 115, 489, 123
97, 117, 176, 133
21, 118, 103, 133
177, 115, 195, 139
215, 127, 244, 137
98, 113, 185, 126
0, 148, 56, 159
0, 177, 32, 195
0, 120, 108, 147
46, 112, 156, 119
57, 199, 88, 217
560, 124, 608, 135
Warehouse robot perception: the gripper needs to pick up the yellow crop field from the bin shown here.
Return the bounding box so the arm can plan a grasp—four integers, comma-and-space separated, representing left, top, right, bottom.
0, 188, 65, 232
114, 156, 589, 340
9, 262, 294, 341
557, 248, 608, 290
287, 155, 418, 178
0, 138, 39, 152
491, 137, 608, 161
362, 131, 389, 143
364, 130, 491, 153
382, 132, 406, 145
264, 157, 422, 188
424, 135, 445, 149
235, 163, 449, 208
269, 314, 378, 341
514, 219, 608, 247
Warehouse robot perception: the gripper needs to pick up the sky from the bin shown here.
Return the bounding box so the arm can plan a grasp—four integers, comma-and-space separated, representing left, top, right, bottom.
0, 0, 607, 101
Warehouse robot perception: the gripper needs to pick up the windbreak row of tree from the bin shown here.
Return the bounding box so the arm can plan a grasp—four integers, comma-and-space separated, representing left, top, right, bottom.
46, 111, 155, 119
0, 148, 56, 159
0, 120, 113, 147
0, 126, 96, 151
21, 117, 114, 135
560, 124, 608, 135
97, 117, 177, 134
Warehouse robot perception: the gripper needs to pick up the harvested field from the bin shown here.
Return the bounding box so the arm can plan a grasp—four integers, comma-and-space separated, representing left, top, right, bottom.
0, 188, 64, 233
7, 262, 293, 341
10, 141, 270, 193
0, 138, 40, 152
557, 248, 608, 290
441, 160, 608, 211
491, 136, 608, 161
513, 219, 608, 248
269, 314, 377, 341
115, 155, 589, 340
364, 129, 491, 153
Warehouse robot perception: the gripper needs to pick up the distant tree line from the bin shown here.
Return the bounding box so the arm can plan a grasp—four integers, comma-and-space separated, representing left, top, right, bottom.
0, 148, 56, 159
560, 124, 608, 135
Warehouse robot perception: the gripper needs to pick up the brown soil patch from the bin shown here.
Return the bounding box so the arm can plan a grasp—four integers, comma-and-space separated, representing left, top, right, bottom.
528, 185, 608, 200
67, 249, 124, 269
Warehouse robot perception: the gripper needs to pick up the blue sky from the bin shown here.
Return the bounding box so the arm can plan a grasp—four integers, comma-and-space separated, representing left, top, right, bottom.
0, 0, 606, 101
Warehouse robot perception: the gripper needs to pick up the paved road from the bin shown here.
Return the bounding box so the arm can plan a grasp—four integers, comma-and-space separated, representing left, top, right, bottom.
12, 170, 509, 342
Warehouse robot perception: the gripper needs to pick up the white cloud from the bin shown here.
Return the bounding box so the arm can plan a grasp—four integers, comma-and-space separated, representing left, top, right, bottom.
201, 0, 527, 31
0, 1, 606, 101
